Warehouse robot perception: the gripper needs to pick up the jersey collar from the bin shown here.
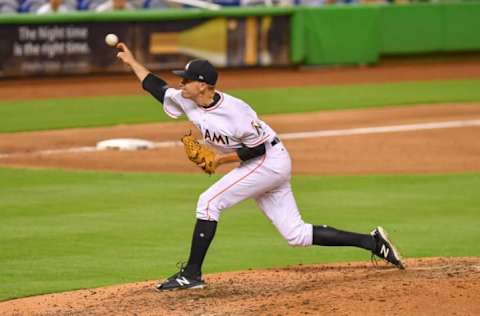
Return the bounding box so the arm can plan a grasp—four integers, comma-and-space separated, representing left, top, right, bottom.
202, 92, 224, 112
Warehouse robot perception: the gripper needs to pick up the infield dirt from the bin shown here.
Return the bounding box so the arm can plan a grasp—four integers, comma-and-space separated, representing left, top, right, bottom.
2, 257, 480, 316
0, 59, 479, 315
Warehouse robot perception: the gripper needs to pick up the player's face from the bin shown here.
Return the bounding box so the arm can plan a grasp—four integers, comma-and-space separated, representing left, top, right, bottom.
180, 78, 203, 99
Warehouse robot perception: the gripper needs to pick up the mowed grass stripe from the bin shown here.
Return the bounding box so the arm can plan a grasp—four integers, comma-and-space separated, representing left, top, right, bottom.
0, 168, 479, 300
1, 79, 480, 133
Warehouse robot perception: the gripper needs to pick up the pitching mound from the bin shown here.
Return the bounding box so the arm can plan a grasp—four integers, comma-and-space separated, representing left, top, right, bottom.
2, 257, 479, 315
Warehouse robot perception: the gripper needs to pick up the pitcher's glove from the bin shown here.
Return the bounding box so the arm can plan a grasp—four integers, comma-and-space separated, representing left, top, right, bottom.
181, 131, 217, 174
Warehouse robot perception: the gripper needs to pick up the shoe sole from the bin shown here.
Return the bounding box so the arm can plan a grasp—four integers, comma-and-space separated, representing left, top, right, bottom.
154, 284, 206, 292
376, 226, 405, 270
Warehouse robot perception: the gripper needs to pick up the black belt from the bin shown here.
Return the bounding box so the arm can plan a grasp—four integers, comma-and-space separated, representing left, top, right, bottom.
270, 137, 280, 147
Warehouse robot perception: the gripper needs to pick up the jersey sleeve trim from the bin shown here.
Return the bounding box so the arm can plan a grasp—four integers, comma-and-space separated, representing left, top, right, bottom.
162, 88, 184, 119
163, 104, 182, 119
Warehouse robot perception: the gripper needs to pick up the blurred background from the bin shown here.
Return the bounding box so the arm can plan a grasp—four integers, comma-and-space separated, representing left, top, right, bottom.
1, 0, 479, 77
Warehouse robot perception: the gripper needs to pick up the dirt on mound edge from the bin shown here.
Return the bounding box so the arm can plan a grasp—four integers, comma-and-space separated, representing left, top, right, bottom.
1, 257, 479, 316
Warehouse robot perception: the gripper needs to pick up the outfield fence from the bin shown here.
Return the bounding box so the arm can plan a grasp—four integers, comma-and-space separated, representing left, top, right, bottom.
0, 3, 479, 77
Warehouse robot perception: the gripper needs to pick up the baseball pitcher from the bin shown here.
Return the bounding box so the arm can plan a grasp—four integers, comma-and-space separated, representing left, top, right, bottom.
116, 42, 405, 291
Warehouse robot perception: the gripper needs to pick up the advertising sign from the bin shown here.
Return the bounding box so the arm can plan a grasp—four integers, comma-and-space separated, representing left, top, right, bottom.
0, 16, 289, 78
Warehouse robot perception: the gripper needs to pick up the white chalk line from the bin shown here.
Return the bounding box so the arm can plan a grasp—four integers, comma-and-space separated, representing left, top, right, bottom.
279, 119, 480, 140
1, 119, 479, 159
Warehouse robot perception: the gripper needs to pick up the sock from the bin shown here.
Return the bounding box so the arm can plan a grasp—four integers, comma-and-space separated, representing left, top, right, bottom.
183, 219, 217, 278
312, 225, 375, 251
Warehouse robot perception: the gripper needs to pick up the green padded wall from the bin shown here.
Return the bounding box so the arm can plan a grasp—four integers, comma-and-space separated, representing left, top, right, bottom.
443, 3, 480, 50
379, 4, 443, 54
292, 6, 380, 65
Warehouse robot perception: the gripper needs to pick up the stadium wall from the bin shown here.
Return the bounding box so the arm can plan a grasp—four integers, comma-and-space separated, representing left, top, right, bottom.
0, 3, 479, 77
292, 3, 480, 65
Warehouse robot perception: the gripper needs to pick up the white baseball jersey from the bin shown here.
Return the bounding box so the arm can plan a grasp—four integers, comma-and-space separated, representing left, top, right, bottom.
164, 89, 276, 153
163, 88, 313, 247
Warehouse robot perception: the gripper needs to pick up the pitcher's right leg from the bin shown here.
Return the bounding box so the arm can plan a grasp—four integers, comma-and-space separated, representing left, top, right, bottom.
255, 181, 404, 269
255, 181, 313, 247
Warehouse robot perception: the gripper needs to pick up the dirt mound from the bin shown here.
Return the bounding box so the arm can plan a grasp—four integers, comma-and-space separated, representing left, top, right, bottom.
1, 257, 479, 316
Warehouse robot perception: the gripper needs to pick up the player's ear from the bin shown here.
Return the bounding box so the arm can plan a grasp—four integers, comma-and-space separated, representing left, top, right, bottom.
199, 82, 208, 92
203, 83, 214, 92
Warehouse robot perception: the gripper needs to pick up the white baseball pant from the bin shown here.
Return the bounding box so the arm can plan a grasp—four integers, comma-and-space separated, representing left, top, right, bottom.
196, 141, 313, 247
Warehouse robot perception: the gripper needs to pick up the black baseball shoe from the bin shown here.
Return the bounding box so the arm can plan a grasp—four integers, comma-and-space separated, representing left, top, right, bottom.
371, 227, 405, 269
155, 264, 206, 292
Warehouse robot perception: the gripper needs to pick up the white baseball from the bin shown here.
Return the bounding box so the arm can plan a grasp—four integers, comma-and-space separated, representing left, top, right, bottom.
105, 33, 119, 47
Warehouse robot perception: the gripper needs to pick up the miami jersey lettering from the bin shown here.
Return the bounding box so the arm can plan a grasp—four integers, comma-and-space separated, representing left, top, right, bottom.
163, 88, 275, 153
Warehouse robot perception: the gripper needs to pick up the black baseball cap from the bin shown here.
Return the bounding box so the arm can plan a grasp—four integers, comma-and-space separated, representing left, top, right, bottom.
172, 59, 218, 86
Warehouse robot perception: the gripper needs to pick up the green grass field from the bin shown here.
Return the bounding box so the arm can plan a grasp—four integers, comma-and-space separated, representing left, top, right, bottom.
1, 78, 480, 301
1, 79, 480, 133
1, 168, 479, 301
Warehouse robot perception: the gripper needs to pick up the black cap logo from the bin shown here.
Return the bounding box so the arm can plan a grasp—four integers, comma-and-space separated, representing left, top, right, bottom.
173, 59, 218, 86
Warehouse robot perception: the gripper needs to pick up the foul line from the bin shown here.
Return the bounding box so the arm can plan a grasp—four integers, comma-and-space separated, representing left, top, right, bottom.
278, 119, 480, 140
1, 119, 479, 159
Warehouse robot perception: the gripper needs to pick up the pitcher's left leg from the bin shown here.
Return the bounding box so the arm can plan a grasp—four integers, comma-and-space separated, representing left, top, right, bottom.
177, 156, 287, 282
196, 155, 283, 222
